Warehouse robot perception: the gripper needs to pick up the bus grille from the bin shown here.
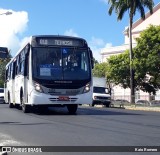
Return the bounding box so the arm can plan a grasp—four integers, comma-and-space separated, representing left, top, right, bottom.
96, 96, 109, 100
49, 97, 77, 102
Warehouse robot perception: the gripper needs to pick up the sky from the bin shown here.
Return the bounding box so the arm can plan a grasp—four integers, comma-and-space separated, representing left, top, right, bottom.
0, 0, 159, 61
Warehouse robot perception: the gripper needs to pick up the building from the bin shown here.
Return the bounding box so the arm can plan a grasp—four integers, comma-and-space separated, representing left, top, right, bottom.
101, 3, 160, 102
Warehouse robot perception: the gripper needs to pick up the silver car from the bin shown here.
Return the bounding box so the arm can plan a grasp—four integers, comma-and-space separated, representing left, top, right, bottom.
150, 100, 160, 107
136, 100, 151, 106
0, 88, 5, 104
111, 99, 130, 108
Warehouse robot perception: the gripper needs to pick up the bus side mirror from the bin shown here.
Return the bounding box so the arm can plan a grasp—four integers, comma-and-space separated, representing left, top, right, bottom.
89, 49, 94, 69
91, 59, 94, 69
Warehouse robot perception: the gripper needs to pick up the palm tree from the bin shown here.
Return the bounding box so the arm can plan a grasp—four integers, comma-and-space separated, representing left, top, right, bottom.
108, 0, 154, 103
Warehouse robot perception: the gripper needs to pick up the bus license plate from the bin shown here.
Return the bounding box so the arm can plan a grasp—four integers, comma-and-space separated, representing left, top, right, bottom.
58, 96, 69, 101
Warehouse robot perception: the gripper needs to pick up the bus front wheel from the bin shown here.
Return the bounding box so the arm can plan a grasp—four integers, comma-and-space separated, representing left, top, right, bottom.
67, 104, 78, 114
22, 104, 30, 113
21, 94, 30, 113
8, 94, 14, 108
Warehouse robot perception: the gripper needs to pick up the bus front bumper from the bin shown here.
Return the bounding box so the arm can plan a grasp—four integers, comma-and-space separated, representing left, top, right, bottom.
28, 90, 92, 106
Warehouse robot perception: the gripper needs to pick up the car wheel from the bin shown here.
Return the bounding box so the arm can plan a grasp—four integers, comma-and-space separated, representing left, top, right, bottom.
89, 103, 94, 107
120, 104, 124, 108
104, 104, 110, 108
110, 104, 114, 107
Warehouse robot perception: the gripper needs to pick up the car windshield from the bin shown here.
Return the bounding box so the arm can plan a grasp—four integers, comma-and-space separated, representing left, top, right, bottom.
32, 47, 90, 80
0, 89, 4, 93
93, 87, 109, 94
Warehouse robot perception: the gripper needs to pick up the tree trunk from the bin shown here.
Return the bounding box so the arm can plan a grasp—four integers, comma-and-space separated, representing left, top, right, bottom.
129, 16, 135, 104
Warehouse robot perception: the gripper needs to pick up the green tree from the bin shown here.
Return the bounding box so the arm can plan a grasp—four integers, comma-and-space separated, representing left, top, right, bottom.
106, 50, 131, 89
0, 58, 11, 87
93, 57, 99, 65
106, 25, 160, 95
134, 25, 160, 95
108, 0, 154, 103
92, 62, 112, 89
92, 62, 108, 77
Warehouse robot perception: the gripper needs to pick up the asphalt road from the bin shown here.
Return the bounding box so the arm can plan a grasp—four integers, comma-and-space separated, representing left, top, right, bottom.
0, 104, 160, 155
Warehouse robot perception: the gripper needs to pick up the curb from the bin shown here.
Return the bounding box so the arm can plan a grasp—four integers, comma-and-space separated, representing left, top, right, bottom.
124, 106, 160, 112
81, 104, 160, 112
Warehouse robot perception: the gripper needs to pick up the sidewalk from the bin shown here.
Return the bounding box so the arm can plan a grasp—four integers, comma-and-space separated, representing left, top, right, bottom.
81, 104, 160, 112
124, 105, 160, 112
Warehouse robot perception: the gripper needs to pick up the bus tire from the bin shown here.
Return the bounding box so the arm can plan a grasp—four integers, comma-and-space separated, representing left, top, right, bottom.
15, 104, 21, 110
22, 104, 30, 113
21, 93, 30, 113
67, 104, 78, 114
8, 94, 14, 108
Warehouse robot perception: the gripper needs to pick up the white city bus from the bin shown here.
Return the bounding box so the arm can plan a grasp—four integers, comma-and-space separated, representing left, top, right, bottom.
4, 35, 94, 114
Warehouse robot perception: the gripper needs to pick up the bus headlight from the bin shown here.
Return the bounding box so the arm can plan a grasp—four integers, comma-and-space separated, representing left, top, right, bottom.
83, 83, 90, 93
35, 83, 43, 93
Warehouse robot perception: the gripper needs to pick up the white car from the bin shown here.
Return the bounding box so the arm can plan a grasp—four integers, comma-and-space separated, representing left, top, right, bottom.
0, 88, 5, 104
91, 86, 111, 107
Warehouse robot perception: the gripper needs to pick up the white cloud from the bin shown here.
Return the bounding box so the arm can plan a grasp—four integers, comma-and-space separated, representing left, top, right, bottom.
20, 37, 30, 48
100, 0, 108, 5
104, 43, 112, 48
89, 37, 112, 62
89, 37, 105, 47
64, 29, 79, 37
64, 29, 112, 63
0, 9, 29, 56
88, 37, 105, 62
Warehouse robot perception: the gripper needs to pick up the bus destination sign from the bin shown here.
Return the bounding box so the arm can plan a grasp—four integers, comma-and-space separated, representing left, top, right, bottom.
39, 39, 73, 46
37, 38, 84, 47
55, 40, 73, 46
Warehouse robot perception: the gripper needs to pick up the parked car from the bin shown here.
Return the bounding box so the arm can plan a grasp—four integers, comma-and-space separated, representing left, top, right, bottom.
150, 100, 160, 107
111, 99, 130, 108
0, 88, 5, 104
136, 100, 151, 106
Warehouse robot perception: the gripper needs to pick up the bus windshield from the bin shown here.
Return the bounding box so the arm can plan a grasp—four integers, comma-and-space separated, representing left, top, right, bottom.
32, 47, 90, 81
